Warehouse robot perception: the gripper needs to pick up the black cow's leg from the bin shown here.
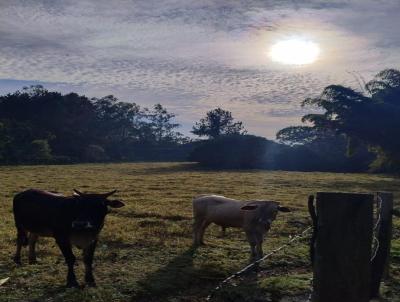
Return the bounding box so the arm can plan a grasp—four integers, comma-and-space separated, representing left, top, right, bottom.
28, 233, 38, 264
83, 239, 98, 287
13, 228, 28, 265
14, 241, 22, 265
55, 236, 79, 288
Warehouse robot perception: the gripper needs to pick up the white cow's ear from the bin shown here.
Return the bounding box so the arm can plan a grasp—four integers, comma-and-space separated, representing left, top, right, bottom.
241, 205, 258, 211
107, 199, 125, 208
277, 205, 291, 212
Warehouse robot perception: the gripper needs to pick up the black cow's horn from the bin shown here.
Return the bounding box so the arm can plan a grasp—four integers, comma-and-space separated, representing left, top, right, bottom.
102, 189, 117, 198
73, 189, 85, 196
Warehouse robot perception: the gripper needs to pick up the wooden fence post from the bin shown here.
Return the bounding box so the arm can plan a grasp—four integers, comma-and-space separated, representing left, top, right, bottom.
312, 192, 373, 302
370, 192, 393, 298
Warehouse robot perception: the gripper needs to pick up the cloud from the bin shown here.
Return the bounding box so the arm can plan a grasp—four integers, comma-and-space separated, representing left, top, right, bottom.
0, 0, 399, 138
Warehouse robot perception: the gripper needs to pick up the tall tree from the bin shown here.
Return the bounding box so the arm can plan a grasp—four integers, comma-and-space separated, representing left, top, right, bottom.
145, 104, 184, 143
277, 69, 400, 171
191, 108, 247, 139
92, 95, 143, 140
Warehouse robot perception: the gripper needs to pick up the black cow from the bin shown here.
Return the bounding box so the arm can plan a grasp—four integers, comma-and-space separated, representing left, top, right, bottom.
13, 188, 125, 287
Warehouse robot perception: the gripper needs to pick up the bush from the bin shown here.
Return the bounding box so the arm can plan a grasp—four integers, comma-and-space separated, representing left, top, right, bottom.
29, 139, 53, 163
84, 144, 108, 162
189, 134, 373, 172
189, 135, 276, 169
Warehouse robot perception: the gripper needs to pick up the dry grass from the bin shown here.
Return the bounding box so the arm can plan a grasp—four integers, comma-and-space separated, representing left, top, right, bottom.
0, 162, 399, 301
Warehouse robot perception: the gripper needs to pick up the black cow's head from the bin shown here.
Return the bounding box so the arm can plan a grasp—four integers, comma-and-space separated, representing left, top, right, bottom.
71, 189, 125, 232
241, 200, 291, 230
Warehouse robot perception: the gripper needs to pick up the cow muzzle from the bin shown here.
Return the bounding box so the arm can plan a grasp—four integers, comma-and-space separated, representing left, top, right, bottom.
258, 218, 272, 230
71, 221, 95, 231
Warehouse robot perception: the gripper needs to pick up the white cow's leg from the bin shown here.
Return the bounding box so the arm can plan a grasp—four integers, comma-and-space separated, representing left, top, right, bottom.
255, 233, 264, 259
28, 233, 38, 264
245, 231, 257, 260
193, 217, 205, 246
198, 220, 211, 245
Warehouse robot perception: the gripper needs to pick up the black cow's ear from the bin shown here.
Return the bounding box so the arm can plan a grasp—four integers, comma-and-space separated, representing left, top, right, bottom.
278, 205, 291, 212
241, 205, 258, 211
107, 199, 125, 208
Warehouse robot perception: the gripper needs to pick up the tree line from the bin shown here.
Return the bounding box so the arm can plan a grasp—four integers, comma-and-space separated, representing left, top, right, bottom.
1, 68, 399, 172
0, 86, 247, 164
0, 86, 188, 163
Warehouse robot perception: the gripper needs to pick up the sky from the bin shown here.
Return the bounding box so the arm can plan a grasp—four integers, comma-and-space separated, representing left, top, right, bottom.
1, 0, 399, 139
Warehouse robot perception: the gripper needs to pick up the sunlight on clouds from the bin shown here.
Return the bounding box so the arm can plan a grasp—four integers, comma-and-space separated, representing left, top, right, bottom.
269, 39, 320, 65
0, 0, 399, 138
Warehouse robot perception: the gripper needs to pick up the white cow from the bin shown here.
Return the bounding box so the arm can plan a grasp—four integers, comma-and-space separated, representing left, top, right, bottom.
192, 194, 290, 260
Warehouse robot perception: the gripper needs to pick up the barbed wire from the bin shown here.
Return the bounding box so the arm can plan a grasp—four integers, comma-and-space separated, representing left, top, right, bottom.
371, 194, 383, 262
205, 226, 312, 301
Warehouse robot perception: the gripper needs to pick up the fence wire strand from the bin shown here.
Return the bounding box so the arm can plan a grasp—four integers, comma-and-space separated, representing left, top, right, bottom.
206, 226, 312, 301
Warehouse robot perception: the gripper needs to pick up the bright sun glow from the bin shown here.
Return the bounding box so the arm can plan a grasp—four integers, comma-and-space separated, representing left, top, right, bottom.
269, 39, 320, 65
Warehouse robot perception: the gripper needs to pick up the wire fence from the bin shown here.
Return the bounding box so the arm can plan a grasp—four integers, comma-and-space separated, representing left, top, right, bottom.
206, 226, 312, 301
206, 192, 384, 302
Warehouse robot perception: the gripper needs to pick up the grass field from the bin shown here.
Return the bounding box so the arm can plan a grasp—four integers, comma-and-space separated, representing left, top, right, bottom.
0, 162, 399, 302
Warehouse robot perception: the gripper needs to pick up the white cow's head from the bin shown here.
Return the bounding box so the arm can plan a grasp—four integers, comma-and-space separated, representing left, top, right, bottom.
241, 201, 290, 230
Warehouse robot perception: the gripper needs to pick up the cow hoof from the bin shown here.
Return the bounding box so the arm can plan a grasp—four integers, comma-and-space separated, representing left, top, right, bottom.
13, 257, 22, 265
29, 259, 37, 265
192, 242, 206, 248
86, 281, 97, 288
66, 280, 80, 288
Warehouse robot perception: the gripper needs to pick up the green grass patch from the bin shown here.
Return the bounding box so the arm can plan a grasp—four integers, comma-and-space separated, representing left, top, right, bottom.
0, 162, 399, 301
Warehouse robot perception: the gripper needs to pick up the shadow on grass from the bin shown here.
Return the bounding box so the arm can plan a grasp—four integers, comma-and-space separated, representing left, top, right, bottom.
132, 247, 195, 301
127, 163, 202, 175
209, 268, 272, 302
128, 162, 268, 175
131, 247, 269, 302
131, 247, 218, 301
115, 209, 190, 222
29, 285, 69, 302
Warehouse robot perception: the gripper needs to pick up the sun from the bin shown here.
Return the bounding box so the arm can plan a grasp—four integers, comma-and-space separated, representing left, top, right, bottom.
269, 39, 320, 65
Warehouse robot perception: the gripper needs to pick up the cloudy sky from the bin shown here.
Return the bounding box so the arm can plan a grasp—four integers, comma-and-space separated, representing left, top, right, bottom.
1, 0, 399, 138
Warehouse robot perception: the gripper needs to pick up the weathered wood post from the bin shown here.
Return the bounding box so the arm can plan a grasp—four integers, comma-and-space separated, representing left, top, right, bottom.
311, 192, 374, 302
370, 192, 393, 298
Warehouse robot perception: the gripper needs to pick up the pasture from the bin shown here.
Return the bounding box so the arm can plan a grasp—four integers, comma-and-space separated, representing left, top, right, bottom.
0, 162, 399, 302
